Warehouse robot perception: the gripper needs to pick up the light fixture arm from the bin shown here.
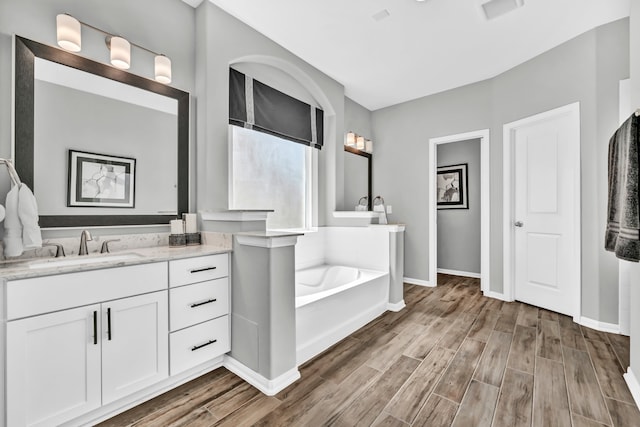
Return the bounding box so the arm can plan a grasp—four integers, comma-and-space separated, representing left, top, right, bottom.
57, 13, 171, 83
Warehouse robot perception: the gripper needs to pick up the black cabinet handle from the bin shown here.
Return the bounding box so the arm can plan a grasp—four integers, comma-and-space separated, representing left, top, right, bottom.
189, 266, 217, 274
107, 308, 112, 341
191, 339, 217, 351
190, 298, 217, 308
93, 311, 98, 345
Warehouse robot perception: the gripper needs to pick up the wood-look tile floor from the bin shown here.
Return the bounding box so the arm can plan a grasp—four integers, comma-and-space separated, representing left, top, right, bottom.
100, 275, 640, 427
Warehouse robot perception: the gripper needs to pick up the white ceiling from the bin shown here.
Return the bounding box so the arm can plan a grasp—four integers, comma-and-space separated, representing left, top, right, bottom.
193, 0, 630, 111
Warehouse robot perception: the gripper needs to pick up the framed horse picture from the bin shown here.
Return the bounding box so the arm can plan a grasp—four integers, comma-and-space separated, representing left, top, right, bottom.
436, 163, 468, 209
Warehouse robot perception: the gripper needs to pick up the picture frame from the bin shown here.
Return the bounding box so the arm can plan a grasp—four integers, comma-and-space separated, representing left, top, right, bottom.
436, 163, 468, 209
68, 150, 136, 208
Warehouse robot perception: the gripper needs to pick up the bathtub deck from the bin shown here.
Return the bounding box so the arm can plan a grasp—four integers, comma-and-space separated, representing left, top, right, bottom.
99, 274, 637, 427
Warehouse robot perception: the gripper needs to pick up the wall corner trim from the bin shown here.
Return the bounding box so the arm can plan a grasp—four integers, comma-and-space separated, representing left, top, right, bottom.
436, 268, 481, 279
624, 367, 640, 408
387, 300, 406, 312
235, 234, 300, 248
201, 210, 272, 222
482, 290, 512, 302
403, 277, 435, 287
578, 316, 621, 334
223, 356, 300, 396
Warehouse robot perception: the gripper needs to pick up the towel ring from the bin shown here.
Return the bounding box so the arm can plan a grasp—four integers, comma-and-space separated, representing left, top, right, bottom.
0, 158, 22, 186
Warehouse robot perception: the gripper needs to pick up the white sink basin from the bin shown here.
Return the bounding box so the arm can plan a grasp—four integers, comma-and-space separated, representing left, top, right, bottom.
29, 253, 142, 269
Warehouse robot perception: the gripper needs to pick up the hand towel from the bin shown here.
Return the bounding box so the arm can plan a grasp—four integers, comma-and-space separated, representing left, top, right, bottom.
18, 183, 42, 249
605, 113, 639, 262
3, 184, 23, 257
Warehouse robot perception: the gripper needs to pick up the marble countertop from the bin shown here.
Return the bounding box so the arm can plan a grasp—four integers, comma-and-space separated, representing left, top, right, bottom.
0, 244, 232, 281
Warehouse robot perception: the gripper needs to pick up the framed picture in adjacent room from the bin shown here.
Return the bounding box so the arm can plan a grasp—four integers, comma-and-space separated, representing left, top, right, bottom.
436, 163, 468, 209
68, 150, 136, 208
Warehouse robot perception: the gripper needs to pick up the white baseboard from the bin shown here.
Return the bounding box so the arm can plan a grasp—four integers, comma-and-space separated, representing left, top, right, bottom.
296, 302, 387, 366
223, 355, 300, 396
624, 367, 640, 408
578, 317, 620, 334
482, 290, 512, 302
437, 268, 481, 278
387, 300, 406, 312
404, 277, 435, 287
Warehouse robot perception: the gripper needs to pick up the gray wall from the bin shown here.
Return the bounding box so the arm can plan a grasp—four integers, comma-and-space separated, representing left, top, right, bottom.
372, 18, 629, 323
629, 3, 640, 382
437, 138, 481, 274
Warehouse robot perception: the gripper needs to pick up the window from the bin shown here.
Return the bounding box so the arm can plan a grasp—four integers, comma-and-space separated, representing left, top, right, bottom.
229, 125, 312, 230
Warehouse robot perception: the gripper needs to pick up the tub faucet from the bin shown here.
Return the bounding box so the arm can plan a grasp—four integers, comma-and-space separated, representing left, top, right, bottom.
79, 230, 92, 255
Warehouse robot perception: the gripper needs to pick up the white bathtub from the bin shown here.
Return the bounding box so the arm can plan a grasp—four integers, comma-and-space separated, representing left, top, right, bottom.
295, 264, 389, 365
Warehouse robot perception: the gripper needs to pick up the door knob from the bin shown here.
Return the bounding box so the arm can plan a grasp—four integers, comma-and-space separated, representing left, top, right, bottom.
514, 221, 524, 227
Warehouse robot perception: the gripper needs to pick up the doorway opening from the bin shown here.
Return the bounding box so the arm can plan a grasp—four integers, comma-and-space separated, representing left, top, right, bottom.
428, 130, 490, 293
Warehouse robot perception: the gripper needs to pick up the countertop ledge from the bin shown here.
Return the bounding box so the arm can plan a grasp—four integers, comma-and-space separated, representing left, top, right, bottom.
0, 244, 231, 281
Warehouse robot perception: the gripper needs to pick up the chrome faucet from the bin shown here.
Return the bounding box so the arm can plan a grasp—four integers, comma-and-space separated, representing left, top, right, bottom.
79, 230, 92, 255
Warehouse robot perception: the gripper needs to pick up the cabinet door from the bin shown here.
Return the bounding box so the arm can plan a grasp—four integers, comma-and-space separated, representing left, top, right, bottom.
101, 291, 169, 404
7, 305, 102, 427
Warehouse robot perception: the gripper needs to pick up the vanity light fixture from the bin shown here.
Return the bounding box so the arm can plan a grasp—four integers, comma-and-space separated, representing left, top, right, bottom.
56, 14, 81, 52
345, 131, 373, 153
55, 13, 172, 84
346, 131, 356, 147
107, 36, 131, 70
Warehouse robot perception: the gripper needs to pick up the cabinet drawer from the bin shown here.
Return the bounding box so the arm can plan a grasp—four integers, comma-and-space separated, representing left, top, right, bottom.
170, 278, 229, 332
169, 254, 228, 287
6, 262, 168, 320
170, 316, 229, 375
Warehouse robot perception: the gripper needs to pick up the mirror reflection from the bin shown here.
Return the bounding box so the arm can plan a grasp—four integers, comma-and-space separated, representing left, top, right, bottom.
343, 146, 372, 210
34, 59, 178, 216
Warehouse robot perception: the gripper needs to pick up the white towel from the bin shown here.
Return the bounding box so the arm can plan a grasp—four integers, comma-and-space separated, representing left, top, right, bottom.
18, 184, 42, 249
4, 185, 23, 257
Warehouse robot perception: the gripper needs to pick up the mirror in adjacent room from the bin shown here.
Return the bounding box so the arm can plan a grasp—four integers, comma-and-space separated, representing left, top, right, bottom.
343, 145, 372, 211
13, 36, 189, 228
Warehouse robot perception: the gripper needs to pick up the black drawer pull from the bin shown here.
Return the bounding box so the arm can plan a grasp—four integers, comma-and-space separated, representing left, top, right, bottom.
93, 311, 98, 345
107, 307, 112, 341
191, 339, 217, 351
189, 266, 217, 274
190, 298, 217, 308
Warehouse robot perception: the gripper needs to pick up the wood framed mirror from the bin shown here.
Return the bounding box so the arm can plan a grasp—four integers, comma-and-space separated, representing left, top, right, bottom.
13, 36, 190, 228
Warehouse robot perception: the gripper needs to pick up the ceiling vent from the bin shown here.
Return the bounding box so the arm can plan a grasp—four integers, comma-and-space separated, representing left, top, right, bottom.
481, 0, 524, 20
372, 9, 391, 22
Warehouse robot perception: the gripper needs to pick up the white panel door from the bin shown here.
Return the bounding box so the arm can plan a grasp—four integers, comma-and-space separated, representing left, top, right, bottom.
6, 305, 102, 427
102, 291, 168, 404
513, 108, 580, 316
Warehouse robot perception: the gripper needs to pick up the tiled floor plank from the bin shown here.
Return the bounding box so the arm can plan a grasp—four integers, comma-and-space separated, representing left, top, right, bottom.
605, 397, 640, 427
473, 330, 512, 387
508, 324, 537, 374
450, 380, 499, 427
333, 355, 419, 427
412, 394, 459, 427
433, 338, 485, 403
562, 346, 611, 425
385, 346, 456, 424
533, 357, 572, 427
493, 368, 533, 427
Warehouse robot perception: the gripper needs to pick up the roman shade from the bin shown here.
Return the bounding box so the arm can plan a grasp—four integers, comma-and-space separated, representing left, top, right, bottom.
229, 68, 324, 150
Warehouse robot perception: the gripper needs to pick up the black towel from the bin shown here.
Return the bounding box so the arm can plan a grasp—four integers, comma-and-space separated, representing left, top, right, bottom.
605, 113, 639, 262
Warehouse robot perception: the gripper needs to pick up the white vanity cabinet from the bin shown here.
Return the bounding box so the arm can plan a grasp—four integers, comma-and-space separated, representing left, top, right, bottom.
5, 262, 169, 427
6, 304, 102, 427
169, 253, 230, 375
